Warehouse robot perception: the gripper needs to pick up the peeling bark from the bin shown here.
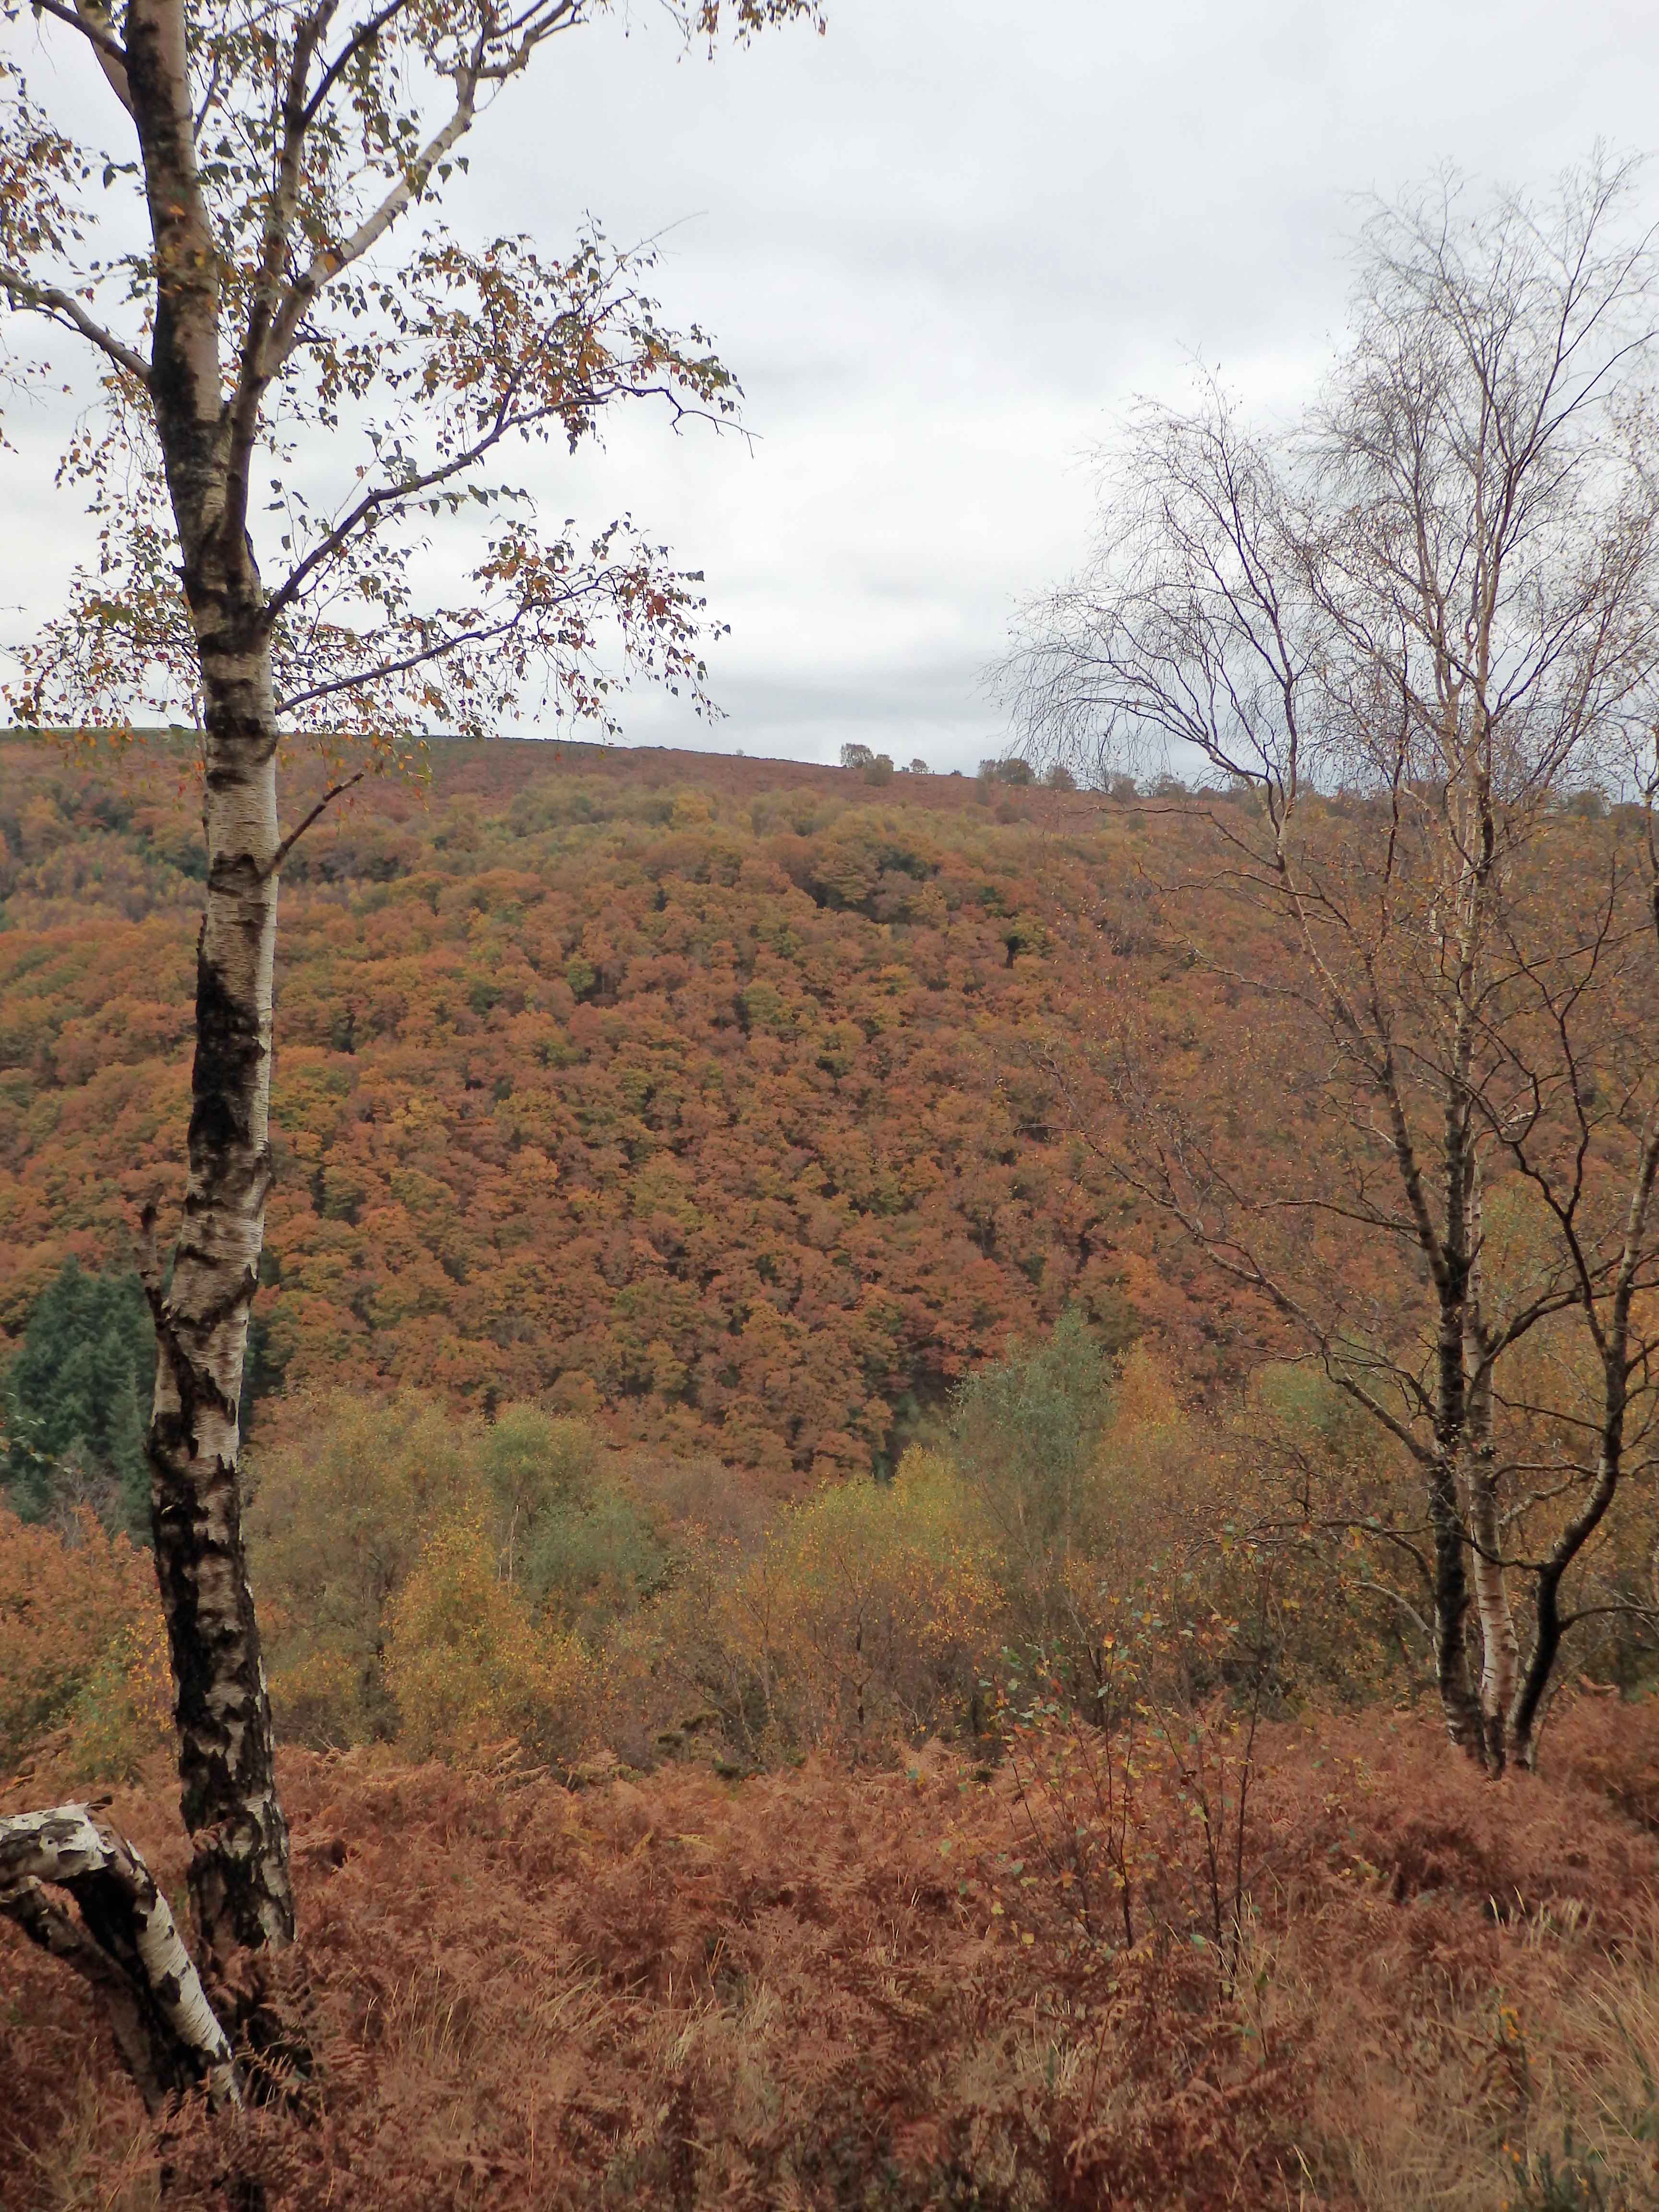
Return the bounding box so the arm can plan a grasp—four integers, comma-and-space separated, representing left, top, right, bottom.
1467, 1447, 1517, 1770
143, 618, 296, 1972
1425, 1446, 1484, 1759
1428, 822, 1503, 1768
0, 1805, 239, 2112
1427, 1101, 1482, 1759
105, 0, 298, 1982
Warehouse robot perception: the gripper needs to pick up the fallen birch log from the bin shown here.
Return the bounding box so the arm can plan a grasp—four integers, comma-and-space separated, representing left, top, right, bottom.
0, 1803, 239, 2113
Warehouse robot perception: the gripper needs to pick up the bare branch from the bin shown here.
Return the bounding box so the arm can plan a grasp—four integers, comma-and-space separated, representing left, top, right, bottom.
1359, 1579, 1431, 1639
274, 620, 523, 714
298, 0, 415, 128
263, 383, 524, 620
266, 772, 364, 876
0, 265, 149, 385
264, 47, 486, 373
29, 0, 132, 108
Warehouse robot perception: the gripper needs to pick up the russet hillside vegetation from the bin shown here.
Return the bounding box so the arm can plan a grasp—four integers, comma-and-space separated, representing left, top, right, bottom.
12, 1700, 1659, 2211
0, 735, 1185, 1471
5, 734, 1659, 2208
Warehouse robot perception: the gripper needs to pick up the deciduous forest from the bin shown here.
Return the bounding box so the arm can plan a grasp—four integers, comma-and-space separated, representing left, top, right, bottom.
7, 734, 1659, 2208
3, 0, 1659, 2196
0, 741, 1156, 1471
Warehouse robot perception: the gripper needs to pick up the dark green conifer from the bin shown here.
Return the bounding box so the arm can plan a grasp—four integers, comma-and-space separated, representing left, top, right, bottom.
2, 1262, 154, 1535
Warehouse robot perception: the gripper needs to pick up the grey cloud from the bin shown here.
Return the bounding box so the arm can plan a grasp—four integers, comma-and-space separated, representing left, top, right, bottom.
7, 0, 1659, 774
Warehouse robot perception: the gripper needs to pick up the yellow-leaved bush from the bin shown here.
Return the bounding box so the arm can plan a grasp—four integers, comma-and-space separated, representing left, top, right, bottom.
247, 1390, 625, 1760
639, 1448, 1002, 1762
247, 1390, 482, 1746
385, 1513, 594, 1765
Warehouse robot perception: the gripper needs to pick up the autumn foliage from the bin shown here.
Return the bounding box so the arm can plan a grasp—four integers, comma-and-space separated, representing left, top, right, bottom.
0, 1504, 167, 1780
8, 735, 1659, 2205
6, 1310, 1659, 2207
0, 735, 1163, 1474
6, 1698, 1659, 2208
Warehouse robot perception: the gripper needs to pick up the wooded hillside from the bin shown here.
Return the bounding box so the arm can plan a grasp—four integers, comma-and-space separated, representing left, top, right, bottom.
0, 735, 1198, 1477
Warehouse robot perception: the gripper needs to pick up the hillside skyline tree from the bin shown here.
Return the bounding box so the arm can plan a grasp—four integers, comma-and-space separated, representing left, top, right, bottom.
0, 0, 821, 2106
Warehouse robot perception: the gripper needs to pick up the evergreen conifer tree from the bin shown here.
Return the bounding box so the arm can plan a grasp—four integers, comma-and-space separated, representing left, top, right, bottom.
3, 1263, 154, 1535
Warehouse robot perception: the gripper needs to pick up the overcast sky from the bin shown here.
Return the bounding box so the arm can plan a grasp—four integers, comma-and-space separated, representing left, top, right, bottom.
7, 0, 1659, 770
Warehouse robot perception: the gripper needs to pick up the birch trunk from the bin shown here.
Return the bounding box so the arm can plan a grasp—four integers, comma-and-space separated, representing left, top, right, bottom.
145, 613, 295, 1968
1467, 1443, 1517, 1771
1464, 1194, 1519, 1771
0, 1806, 240, 2111
1428, 1152, 1483, 1760
1426, 1443, 1484, 1759
117, 0, 297, 1972
1430, 840, 1496, 1767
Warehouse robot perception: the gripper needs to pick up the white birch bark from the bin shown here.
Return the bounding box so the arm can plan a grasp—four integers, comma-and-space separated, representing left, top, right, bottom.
0, 1805, 239, 2112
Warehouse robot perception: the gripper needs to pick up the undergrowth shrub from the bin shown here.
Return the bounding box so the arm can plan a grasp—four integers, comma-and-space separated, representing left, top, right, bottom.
0, 1744, 1323, 2209
1252, 1707, 1659, 2211
521, 1483, 668, 1637
248, 1390, 483, 1744
1005, 1679, 1264, 1979
638, 1447, 1001, 1763
11, 1702, 1659, 2206
240, 1339, 1424, 1781
0, 1504, 167, 1777
179, 1333, 1637, 1792
384, 1514, 595, 1764
248, 1391, 620, 1754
